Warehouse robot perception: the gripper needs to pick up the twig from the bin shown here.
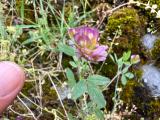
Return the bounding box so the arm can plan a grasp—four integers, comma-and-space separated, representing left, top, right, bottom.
96, 30, 118, 74
19, 92, 65, 118
17, 96, 37, 120
88, 61, 94, 75
48, 73, 69, 120
8, 106, 32, 118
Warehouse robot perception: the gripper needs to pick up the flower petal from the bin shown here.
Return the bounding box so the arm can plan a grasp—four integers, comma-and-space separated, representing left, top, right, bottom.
92, 45, 108, 56
91, 45, 108, 61
68, 28, 77, 38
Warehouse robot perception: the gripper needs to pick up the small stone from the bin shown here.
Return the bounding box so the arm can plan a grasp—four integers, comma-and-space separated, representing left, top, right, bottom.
142, 65, 160, 97
142, 34, 157, 50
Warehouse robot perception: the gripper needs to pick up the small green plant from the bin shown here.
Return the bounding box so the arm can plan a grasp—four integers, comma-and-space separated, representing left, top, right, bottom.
109, 51, 139, 114
2, 0, 157, 119
57, 26, 109, 119
58, 24, 140, 119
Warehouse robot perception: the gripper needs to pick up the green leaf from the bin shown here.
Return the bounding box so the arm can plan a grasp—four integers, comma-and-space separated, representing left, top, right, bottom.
124, 61, 131, 65
69, 61, 78, 68
109, 54, 115, 63
122, 51, 131, 61
95, 109, 104, 120
87, 83, 106, 108
122, 66, 129, 73
66, 68, 76, 88
72, 80, 87, 100
117, 58, 123, 68
68, 113, 78, 120
22, 36, 41, 45
16, 25, 39, 29
121, 74, 127, 85
125, 72, 134, 79
58, 43, 75, 56
73, 56, 78, 62
86, 101, 94, 111
20, 0, 24, 21
87, 75, 110, 86
114, 53, 118, 62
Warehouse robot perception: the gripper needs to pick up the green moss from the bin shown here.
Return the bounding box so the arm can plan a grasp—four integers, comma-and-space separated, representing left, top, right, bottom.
42, 81, 58, 106
148, 100, 160, 117
15, 0, 35, 24
21, 82, 34, 96
132, 66, 143, 80
121, 80, 141, 103
106, 8, 140, 33
151, 38, 160, 59
93, 56, 117, 78
104, 7, 145, 56
121, 79, 160, 119
121, 65, 143, 102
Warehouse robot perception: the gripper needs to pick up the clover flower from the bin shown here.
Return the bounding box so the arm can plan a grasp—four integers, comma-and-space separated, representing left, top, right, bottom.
131, 54, 140, 64
68, 26, 108, 62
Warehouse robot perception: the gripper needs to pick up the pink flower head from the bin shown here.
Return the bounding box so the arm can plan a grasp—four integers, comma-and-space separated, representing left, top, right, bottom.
131, 54, 140, 64
68, 26, 108, 62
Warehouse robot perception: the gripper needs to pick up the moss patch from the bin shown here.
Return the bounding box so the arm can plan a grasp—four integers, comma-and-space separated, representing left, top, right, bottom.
151, 38, 160, 59
104, 7, 146, 56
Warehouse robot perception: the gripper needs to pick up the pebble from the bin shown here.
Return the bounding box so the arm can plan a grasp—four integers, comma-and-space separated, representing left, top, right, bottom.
142, 64, 160, 97
142, 34, 157, 50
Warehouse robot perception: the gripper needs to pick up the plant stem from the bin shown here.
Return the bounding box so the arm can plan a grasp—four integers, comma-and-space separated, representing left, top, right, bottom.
48, 73, 69, 120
